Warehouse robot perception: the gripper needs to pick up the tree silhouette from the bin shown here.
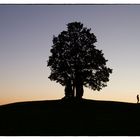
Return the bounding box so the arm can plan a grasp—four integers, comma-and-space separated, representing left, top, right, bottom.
47, 22, 112, 99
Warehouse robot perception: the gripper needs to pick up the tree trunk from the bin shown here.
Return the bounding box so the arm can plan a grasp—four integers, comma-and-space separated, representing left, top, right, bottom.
76, 83, 83, 99
74, 72, 83, 99
73, 85, 76, 97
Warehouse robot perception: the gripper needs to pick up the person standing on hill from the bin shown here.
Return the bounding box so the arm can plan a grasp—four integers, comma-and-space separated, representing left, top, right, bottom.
137, 94, 139, 103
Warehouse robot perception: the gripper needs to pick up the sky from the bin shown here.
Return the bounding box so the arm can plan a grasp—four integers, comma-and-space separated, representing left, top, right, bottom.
1, 5, 140, 105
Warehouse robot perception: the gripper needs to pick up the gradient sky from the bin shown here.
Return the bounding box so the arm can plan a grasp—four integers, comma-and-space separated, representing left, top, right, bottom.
1, 5, 140, 105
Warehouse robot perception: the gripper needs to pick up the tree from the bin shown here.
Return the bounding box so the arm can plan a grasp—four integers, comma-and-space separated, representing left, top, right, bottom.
47, 22, 112, 99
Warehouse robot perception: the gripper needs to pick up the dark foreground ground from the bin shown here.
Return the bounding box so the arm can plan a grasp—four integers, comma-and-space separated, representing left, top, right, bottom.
0, 98, 140, 136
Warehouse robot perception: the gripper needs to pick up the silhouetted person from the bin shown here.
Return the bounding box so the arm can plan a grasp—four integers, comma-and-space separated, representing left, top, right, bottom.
137, 94, 139, 103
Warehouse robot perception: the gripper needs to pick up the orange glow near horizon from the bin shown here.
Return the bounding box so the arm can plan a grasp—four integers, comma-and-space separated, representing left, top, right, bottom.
0, 86, 138, 105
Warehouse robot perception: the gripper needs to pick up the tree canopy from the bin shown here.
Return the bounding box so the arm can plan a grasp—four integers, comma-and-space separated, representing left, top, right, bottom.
47, 22, 112, 99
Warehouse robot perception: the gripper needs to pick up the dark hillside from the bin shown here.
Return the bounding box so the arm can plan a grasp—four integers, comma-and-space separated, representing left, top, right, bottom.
0, 99, 140, 136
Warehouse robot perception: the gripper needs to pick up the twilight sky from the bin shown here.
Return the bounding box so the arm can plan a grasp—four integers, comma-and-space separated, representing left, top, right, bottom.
1, 5, 140, 105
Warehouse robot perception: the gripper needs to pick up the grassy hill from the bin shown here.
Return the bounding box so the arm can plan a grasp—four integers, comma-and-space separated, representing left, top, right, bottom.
0, 98, 140, 136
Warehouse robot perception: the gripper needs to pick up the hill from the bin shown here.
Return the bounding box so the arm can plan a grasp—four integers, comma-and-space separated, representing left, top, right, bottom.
0, 98, 140, 136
